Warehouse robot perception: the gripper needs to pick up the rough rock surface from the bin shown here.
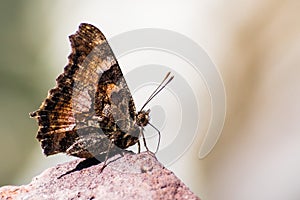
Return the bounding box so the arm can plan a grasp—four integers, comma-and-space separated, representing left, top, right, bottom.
0, 152, 200, 200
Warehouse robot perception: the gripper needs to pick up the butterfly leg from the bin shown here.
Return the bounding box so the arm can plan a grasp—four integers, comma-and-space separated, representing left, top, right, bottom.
100, 140, 113, 172
148, 122, 161, 153
141, 128, 150, 152
137, 140, 141, 153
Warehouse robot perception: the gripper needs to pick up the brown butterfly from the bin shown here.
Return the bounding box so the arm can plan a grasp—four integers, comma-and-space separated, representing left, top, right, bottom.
30, 23, 173, 166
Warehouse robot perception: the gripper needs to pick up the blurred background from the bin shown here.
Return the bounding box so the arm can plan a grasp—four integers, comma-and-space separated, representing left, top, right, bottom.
1, 0, 300, 199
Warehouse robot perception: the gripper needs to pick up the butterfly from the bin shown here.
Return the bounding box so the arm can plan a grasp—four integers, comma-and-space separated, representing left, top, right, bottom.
30, 23, 173, 165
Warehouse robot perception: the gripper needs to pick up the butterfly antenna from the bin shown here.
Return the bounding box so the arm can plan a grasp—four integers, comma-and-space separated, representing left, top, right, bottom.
139, 72, 174, 112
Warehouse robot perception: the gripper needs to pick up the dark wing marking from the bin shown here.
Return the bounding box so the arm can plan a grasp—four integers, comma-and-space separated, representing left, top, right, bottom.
30, 23, 137, 157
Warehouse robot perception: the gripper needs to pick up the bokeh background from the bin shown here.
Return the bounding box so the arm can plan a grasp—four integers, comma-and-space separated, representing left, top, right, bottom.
1, 1, 300, 199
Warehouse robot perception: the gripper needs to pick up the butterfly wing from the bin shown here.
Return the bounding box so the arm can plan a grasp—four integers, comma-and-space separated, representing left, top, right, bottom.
30, 23, 139, 158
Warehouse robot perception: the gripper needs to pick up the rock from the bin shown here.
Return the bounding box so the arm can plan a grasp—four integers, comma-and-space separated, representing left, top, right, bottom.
0, 151, 200, 200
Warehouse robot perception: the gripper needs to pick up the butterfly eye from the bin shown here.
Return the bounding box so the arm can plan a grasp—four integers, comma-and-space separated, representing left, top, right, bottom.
140, 116, 146, 123
136, 111, 150, 127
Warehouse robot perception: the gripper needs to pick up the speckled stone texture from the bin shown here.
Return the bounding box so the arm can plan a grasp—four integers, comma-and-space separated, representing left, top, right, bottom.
0, 152, 200, 200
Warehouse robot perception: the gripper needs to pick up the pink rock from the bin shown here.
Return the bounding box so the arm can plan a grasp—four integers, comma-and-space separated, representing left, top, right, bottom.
0, 152, 200, 200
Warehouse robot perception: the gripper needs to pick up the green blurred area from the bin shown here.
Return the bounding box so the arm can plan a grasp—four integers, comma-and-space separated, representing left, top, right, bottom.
0, 1, 54, 185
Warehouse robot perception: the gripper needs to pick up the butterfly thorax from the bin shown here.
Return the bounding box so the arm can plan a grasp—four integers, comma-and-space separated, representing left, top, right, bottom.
136, 110, 150, 127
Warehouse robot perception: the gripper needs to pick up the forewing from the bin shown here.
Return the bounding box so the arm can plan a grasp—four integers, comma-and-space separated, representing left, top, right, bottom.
30, 23, 136, 157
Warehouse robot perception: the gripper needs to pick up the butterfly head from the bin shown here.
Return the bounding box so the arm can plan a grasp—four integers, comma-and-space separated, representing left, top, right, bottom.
136, 109, 150, 127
